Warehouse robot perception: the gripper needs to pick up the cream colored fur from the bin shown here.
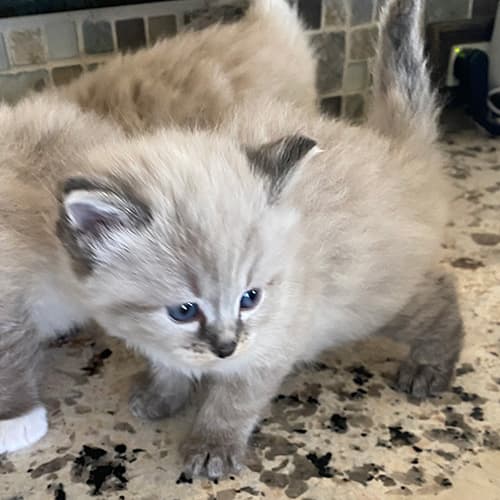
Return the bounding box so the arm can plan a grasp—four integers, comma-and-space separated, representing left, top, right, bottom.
0, 0, 316, 454
0, 95, 123, 453
0, 0, 461, 480
59, 0, 317, 133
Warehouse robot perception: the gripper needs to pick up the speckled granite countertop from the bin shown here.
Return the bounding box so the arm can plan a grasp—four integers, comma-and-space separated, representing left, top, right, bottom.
1, 125, 499, 500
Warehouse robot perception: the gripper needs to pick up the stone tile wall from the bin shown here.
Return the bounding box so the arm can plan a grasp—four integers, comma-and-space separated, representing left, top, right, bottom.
0, 0, 497, 120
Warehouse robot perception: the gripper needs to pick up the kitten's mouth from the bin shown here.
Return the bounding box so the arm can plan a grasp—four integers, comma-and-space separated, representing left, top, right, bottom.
177, 337, 250, 367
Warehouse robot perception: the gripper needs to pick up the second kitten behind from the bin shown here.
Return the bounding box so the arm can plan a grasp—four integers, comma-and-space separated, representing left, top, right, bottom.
60, 0, 317, 133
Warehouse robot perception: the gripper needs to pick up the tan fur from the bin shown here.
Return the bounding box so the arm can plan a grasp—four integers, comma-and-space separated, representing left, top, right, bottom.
221, 99, 449, 355
0, 0, 316, 453
0, 96, 121, 439
0, 0, 462, 476
59, 0, 317, 133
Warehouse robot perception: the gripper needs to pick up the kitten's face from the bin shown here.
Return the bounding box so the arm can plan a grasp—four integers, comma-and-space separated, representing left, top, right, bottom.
58, 131, 317, 372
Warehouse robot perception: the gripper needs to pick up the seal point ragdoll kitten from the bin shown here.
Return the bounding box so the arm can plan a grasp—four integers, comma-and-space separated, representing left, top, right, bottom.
0, 0, 312, 454
0, 95, 120, 453
0, 0, 463, 481
94, 0, 459, 478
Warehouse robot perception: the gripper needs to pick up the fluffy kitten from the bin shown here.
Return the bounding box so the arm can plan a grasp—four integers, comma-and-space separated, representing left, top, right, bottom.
0, 0, 313, 454
0, 1, 462, 483
60, 0, 317, 133
0, 96, 123, 453
73, 0, 459, 478
33, 0, 464, 476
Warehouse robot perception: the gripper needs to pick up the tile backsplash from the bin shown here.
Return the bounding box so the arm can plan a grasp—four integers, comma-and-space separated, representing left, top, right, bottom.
0, 0, 497, 120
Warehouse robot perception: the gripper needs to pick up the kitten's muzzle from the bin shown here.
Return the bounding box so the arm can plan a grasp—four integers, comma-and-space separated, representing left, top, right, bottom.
200, 320, 243, 359
212, 340, 238, 359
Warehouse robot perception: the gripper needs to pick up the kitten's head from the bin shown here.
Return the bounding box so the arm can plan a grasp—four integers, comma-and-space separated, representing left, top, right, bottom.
57, 130, 319, 372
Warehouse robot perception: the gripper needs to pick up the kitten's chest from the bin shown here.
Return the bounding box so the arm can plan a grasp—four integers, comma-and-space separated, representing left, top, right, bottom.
30, 282, 90, 339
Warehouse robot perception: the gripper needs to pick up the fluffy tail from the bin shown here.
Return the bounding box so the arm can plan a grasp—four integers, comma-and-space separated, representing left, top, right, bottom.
247, 0, 301, 29
368, 0, 439, 143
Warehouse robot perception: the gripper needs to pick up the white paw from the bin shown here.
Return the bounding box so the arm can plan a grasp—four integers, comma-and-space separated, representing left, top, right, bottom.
0, 406, 48, 454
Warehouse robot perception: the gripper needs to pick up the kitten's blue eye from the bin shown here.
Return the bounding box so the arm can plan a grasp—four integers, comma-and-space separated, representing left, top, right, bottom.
167, 302, 199, 322
240, 289, 261, 310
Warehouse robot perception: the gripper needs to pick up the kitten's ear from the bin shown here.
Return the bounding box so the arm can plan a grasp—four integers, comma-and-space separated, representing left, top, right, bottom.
246, 135, 321, 201
57, 177, 152, 274
60, 176, 151, 235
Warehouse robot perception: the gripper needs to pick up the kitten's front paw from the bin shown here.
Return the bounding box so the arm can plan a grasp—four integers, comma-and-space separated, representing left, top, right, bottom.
181, 433, 245, 480
396, 360, 454, 400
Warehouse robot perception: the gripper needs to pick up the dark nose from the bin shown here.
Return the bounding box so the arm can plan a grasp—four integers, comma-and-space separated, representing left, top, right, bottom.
213, 341, 237, 359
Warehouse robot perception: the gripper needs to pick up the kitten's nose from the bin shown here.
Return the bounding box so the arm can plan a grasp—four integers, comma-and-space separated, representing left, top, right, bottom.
213, 341, 237, 359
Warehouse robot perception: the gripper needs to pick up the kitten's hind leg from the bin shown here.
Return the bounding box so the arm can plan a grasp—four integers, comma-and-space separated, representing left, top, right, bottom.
129, 363, 193, 420
381, 270, 464, 400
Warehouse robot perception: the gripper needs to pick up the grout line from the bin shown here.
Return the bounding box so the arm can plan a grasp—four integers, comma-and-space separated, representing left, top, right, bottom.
144, 15, 151, 46
110, 16, 118, 51
467, 0, 474, 19
75, 16, 85, 60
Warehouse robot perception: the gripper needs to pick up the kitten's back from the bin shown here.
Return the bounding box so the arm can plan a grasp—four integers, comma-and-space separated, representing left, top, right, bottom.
60, 0, 316, 133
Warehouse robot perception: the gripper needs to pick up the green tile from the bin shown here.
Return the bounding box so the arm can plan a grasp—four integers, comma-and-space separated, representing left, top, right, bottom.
184, 3, 247, 30
148, 15, 177, 44
52, 65, 83, 86
0, 33, 9, 70
344, 93, 365, 122
116, 18, 146, 52
46, 21, 79, 60
0, 70, 49, 103
350, 26, 378, 60
344, 61, 368, 92
350, 0, 374, 25
83, 20, 113, 54
9, 28, 46, 65
320, 95, 342, 117
324, 0, 347, 27
311, 32, 346, 94
87, 62, 102, 71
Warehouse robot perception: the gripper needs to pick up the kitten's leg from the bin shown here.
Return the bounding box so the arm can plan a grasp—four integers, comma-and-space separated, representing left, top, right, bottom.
181, 369, 288, 479
129, 363, 193, 420
381, 270, 464, 400
0, 325, 47, 453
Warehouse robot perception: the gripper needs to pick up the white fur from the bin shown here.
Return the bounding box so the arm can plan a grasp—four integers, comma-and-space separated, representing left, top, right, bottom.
0, 406, 48, 454
30, 279, 90, 339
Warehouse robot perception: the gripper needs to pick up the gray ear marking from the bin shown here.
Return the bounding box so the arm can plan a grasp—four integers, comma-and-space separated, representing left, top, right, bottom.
246, 135, 318, 201
56, 176, 152, 276
60, 176, 152, 233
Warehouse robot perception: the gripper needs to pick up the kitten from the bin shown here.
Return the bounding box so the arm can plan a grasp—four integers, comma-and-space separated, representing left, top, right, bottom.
0, 95, 123, 453
44, 0, 462, 478
0, 2, 462, 483
0, 0, 314, 454
59, 0, 317, 133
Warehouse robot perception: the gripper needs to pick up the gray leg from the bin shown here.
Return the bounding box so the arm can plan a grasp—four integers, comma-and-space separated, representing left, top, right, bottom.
129, 363, 193, 420
181, 368, 289, 479
381, 270, 464, 400
0, 324, 42, 420
0, 323, 48, 453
